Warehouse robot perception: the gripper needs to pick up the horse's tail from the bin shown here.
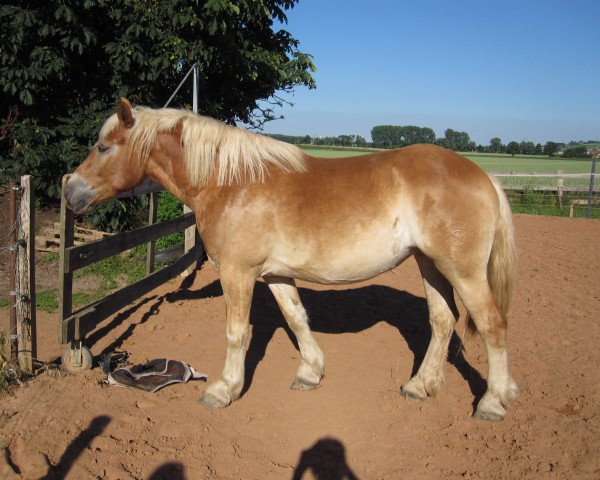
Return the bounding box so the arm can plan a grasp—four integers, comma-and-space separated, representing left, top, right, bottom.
466, 176, 516, 336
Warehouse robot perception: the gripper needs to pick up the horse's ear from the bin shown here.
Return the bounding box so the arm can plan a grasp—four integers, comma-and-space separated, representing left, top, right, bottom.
116, 98, 135, 129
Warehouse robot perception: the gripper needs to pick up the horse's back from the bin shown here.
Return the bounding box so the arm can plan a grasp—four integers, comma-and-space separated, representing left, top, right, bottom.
255, 144, 498, 284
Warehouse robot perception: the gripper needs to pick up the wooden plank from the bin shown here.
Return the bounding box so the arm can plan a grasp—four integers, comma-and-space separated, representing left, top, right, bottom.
61, 246, 201, 342
491, 173, 597, 178
499, 185, 598, 193
146, 191, 159, 275
180, 204, 197, 278
58, 175, 75, 344
65, 212, 196, 273
17, 176, 36, 371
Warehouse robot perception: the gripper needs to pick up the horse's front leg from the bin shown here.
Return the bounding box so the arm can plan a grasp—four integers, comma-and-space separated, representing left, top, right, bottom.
266, 276, 324, 390
200, 266, 257, 409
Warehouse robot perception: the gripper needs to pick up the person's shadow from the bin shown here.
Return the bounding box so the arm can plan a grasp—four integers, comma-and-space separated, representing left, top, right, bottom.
292, 437, 359, 480
40, 415, 111, 479
165, 278, 487, 406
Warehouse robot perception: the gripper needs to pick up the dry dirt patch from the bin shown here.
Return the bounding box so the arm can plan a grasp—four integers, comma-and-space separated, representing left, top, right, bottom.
0, 214, 599, 479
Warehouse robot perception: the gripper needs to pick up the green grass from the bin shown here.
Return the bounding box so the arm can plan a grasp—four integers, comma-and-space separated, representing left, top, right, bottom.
301, 145, 594, 173
36, 291, 59, 312
299, 145, 380, 158
33, 250, 149, 313
76, 252, 147, 290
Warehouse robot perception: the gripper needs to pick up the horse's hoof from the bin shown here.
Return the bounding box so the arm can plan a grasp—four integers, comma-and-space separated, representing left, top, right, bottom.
400, 389, 424, 402
473, 409, 504, 422
199, 392, 230, 409
291, 379, 319, 391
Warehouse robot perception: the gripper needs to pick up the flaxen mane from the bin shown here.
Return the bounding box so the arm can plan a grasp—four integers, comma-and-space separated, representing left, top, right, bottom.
99, 106, 307, 186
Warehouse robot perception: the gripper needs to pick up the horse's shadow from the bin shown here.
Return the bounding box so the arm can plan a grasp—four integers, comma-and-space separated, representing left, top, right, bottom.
165, 279, 487, 403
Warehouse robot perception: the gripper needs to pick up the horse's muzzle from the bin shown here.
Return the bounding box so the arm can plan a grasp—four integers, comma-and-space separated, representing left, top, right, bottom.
65, 174, 95, 214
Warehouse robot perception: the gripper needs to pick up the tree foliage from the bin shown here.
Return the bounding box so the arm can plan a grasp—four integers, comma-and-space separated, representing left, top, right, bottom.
562, 145, 590, 158
438, 129, 475, 152
506, 141, 520, 156
543, 141, 559, 157
371, 125, 436, 149
0, 0, 316, 208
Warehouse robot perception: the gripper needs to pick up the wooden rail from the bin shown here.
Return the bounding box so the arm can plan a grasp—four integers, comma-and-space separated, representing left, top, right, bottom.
491, 172, 599, 193
58, 175, 202, 347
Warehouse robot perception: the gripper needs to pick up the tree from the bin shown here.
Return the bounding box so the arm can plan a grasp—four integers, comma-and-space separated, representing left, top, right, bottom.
0, 0, 316, 204
543, 141, 559, 157
371, 125, 399, 148
489, 137, 503, 153
371, 125, 435, 149
562, 145, 590, 158
506, 141, 520, 156
519, 141, 535, 155
441, 129, 472, 152
352, 135, 367, 147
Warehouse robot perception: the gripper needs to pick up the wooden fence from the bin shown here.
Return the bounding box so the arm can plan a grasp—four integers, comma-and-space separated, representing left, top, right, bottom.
58, 175, 203, 370
491, 169, 598, 218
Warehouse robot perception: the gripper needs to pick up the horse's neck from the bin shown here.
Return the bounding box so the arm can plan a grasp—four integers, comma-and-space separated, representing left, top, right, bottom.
145, 133, 199, 205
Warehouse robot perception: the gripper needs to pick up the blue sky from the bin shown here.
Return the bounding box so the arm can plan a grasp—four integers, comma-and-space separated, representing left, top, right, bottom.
261, 0, 600, 145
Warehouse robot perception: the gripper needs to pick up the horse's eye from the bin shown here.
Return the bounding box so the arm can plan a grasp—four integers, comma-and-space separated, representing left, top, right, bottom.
98, 144, 110, 154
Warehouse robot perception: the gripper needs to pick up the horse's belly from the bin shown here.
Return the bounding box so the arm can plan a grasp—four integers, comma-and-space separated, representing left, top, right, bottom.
262, 224, 414, 284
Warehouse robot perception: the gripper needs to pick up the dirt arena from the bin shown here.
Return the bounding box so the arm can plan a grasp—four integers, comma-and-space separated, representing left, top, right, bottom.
1, 214, 599, 479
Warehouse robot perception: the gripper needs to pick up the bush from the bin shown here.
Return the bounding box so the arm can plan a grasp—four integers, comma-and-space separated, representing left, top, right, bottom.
86, 196, 148, 233
156, 191, 184, 250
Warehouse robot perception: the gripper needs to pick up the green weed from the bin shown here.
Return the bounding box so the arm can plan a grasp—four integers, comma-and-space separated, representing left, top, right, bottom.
36, 291, 59, 312
156, 191, 185, 250
76, 253, 146, 291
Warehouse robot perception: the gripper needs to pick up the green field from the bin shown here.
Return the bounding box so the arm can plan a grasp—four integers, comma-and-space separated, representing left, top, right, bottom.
300, 146, 595, 174
299, 145, 381, 158
299, 146, 598, 219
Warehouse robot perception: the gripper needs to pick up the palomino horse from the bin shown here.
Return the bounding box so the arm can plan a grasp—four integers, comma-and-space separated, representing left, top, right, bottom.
66, 98, 519, 421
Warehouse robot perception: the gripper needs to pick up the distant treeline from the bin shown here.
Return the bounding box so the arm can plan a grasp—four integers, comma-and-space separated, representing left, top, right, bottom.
267, 127, 599, 158
267, 133, 368, 147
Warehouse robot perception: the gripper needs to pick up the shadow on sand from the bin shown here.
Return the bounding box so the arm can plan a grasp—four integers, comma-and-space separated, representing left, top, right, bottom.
164, 278, 487, 404
40, 415, 111, 479
293, 437, 359, 480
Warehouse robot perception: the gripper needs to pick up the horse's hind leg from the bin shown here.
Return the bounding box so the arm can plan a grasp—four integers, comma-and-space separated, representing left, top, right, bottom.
451, 276, 519, 421
266, 277, 324, 390
401, 252, 459, 401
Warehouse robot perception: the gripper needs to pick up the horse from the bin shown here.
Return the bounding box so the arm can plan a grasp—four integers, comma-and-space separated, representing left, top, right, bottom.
65, 98, 519, 421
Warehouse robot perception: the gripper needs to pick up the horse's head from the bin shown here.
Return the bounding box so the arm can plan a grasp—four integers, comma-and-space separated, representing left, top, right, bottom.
65, 98, 146, 214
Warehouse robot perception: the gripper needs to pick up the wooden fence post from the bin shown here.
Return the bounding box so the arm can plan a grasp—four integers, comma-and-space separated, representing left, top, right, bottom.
8, 181, 17, 361
58, 175, 75, 344
587, 158, 597, 219
557, 170, 564, 210
16, 175, 36, 371
146, 191, 159, 275
180, 204, 196, 278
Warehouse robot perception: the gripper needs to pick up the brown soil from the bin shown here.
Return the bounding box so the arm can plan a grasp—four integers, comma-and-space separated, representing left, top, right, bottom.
1, 214, 599, 479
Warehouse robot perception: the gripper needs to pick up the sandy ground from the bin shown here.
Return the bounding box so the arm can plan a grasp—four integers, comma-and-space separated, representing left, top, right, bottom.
0, 214, 599, 479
